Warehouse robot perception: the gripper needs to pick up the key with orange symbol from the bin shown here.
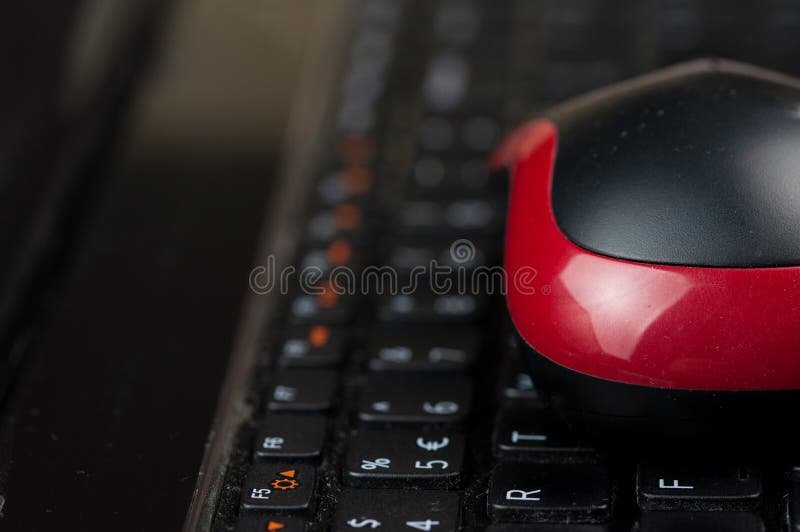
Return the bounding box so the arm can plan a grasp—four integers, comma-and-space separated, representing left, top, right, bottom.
306, 203, 365, 243
316, 166, 375, 206
270, 469, 300, 491
299, 237, 360, 274
316, 280, 341, 310
338, 134, 375, 166
234, 515, 305, 532
288, 280, 354, 325
279, 325, 348, 368
240, 463, 315, 512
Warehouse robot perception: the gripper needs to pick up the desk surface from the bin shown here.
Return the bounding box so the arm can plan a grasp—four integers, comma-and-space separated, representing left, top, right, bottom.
0, 1, 320, 528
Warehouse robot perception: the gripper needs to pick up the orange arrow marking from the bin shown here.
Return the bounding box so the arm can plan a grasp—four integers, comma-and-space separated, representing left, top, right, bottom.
267, 521, 285, 531
278, 469, 296, 478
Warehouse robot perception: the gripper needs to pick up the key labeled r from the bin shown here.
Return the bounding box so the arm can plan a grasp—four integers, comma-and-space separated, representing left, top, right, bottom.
506, 488, 541, 501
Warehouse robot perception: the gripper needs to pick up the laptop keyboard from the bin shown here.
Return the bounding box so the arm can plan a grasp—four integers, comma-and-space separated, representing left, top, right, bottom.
212, 1, 800, 530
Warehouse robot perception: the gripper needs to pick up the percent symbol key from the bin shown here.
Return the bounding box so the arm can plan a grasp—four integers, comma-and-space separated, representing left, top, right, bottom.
345, 430, 464, 488
360, 458, 391, 470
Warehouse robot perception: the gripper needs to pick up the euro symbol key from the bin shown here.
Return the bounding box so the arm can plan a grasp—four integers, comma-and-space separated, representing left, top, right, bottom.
416, 436, 450, 451
346, 518, 381, 528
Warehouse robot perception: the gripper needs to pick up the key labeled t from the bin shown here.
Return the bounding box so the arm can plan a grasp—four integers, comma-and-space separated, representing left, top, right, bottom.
658, 478, 694, 490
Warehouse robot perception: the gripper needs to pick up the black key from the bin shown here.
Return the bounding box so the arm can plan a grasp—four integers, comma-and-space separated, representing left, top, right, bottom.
357, 374, 472, 425
287, 286, 354, 325
297, 239, 362, 275
417, 115, 456, 152
240, 463, 315, 512
377, 292, 485, 325
406, 156, 501, 199
396, 199, 502, 236
278, 325, 348, 368
314, 166, 374, 206
636, 464, 761, 511
236, 515, 306, 532
384, 237, 493, 275
637, 512, 764, 532
333, 489, 460, 531
791, 466, 800, 531
267, 370, 337, 412
367, 327, 478, 373
254, 414, 327, 461
498, 356, 544, 407
416, 114, 499, 155
493, 409, 597, 463
344, 429, 465, 488
306, 203, 366, 243
459, 115, 500, 153
488, 462, 611, 523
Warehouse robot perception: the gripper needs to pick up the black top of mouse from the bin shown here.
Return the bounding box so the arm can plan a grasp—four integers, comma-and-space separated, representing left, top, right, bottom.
549, 59, 800, 267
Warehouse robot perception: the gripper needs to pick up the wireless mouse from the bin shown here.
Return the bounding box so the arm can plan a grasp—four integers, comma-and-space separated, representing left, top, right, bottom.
494, 59, 800, 445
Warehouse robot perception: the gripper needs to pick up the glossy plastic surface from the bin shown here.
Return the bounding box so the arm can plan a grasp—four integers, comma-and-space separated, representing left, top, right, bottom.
551, 64, 800, 267
500, 119, 800, 391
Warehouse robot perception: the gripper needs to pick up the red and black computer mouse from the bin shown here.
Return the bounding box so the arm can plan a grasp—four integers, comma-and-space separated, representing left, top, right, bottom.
494, 59, 800, 446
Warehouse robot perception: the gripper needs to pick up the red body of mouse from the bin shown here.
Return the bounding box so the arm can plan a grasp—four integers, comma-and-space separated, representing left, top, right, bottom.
495, 60, 800, 445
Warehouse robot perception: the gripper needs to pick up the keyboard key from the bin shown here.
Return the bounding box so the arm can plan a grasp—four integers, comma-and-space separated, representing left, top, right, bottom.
236, 515, 306, 532
488, 462, 611, 523
636, 512, 764, 532
493, 409, 597, 463
278, 325, 348, 368
298, 238, 362, 275
384, 237, 493, 274
422, 50, 469, 112
463, 115, 499, 150
407, 157, 502, 199
434, 1, 481, 47
418, 115, 456, 151
240, 464, 315, 512
267, 370, 337, 412
407, 157, 489, 199
357, 374, 472, 425
287, 281, 355, 325
254, 414, 327, 461
337, 135, 376, 166
377, 292, 485, 325
344, 429, 465, 488
332, 489, 460, 531
498, 356, 544, 407
636, 464, 762, 511
396, 199, 502, 236
306, 203, 366, 243
791, 466, 800, 531
416, 114, 499, 155
367, 327, 478, 372
315, 166, 374, 206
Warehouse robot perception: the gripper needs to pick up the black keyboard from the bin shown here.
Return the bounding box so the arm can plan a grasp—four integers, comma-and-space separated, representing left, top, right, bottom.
207, 1, 800, 530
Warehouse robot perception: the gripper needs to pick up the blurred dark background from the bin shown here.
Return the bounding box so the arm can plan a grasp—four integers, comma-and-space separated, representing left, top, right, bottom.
0, 1, 324, 529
